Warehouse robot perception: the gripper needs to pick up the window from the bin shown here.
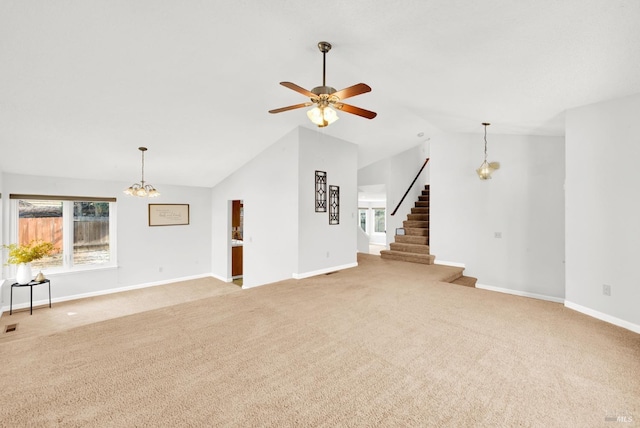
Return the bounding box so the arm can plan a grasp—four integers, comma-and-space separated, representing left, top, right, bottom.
374, 208, 386, 233
73, 201, 112, 266
17, 199, 64, 269
358, 208, 367, 232
11, 195, 116, 272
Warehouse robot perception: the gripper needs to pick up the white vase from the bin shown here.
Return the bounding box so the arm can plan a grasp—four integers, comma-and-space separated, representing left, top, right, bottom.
16, 263, 33, 285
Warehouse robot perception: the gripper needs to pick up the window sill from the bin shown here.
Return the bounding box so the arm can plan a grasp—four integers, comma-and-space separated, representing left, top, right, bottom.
35, 264, 118, 278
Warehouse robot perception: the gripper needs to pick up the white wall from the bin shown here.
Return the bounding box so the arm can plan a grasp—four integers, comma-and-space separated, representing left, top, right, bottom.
430, 131, 565, 300
0, 171, 3, 270
565, 93, 640, 330
1, 173, 212, 310
357, 201, 386, 245
297, 127, 358, 275
357, 226, 369, 253
211, 129, 299, 288
211, 127, 358, 288
358, 142, 430, 245
0, 171, 4, 292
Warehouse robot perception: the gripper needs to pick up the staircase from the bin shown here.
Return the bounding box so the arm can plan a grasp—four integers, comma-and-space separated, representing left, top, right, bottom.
381, 185, 433, 264
380, 184, 477, 287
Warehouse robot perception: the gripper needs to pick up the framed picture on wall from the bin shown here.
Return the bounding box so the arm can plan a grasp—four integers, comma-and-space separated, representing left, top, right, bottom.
149, 204, 190, 226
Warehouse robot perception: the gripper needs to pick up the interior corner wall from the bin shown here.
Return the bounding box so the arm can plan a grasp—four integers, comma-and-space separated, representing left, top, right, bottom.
297, 127, 358, 275
565, 93, 640, 328
211, 128, 299, 288
358, 142, 429, 245
430, 132, 565, 300
0, 172, 4, 304
0, 171, 3, 254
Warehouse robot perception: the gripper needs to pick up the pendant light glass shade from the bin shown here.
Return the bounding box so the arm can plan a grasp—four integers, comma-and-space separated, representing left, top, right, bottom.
307, 106, 339, 127
476, 123, 496, 180
476, 160, 494, 180
124, 147, 160, 198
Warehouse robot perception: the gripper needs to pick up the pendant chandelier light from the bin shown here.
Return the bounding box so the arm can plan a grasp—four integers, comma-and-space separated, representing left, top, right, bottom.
124, 147, 160, 197
476, 122, 499, 180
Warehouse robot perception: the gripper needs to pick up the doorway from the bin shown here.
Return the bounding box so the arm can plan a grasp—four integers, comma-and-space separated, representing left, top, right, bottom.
231, 199, 243, 286
358, 184, 387, 255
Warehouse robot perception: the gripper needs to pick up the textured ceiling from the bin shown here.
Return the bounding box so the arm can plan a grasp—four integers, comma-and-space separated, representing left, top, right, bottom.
1, 0, 639, 188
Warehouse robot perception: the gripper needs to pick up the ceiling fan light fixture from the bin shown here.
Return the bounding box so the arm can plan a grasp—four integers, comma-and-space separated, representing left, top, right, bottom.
307, 106, 339, 127
269, 41, 376, 125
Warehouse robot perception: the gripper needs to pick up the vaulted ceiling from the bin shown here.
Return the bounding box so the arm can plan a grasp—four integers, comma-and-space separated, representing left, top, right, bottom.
1, 1, 639, 188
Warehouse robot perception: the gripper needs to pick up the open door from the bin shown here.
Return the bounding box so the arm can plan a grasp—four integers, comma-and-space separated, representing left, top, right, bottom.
231, 200, 243, 282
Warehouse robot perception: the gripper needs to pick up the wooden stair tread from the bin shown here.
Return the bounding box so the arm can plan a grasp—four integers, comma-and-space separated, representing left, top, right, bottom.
407, 213, 429, 221
389, 242, 430, 254
395, 235, 428, 245
403, 227, 429, 237
403, 220, 429, 228
411, 207, 429, 214
380, 250, 435, 265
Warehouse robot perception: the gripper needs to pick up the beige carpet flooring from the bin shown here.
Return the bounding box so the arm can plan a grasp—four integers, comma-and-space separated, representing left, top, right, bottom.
1, 254, 638, 427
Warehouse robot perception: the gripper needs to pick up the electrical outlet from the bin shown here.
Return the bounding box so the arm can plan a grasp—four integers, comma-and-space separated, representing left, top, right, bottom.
159, 266, 163, 273
494, 232, 502, 238
602, 284, 611, 296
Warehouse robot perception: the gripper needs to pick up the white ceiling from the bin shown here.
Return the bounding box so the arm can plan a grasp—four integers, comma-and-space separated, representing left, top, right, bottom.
1, 0, 639, 188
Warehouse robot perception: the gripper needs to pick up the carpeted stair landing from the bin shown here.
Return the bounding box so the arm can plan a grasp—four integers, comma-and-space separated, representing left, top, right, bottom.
451, 275, 478, 288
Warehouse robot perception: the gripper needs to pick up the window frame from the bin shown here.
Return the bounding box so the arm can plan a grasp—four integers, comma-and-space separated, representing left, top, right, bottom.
9, 195, 117, 275
373, 207, 386, 234
358, 208, 368, 233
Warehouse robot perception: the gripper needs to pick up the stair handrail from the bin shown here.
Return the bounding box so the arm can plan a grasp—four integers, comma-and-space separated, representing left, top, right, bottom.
390, 158, 430, 216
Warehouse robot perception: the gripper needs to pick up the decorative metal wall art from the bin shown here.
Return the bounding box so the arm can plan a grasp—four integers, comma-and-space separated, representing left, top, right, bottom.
315, 170, 327, 212
329, 185, 340, 225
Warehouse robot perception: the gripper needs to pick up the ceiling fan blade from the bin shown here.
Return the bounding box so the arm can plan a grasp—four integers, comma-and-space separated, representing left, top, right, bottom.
280, 82, 316, 98
332, 83, 372, 100
335, 103, 377, 119
268, 102, 312, 114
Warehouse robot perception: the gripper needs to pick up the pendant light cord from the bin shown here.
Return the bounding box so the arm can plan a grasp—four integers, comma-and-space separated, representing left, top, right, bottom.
140, 149, 145, 187
483, 124, 489, 161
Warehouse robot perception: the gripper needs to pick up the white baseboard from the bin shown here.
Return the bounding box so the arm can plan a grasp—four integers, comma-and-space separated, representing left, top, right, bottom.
1, 273, 213, 314
476, 283, 565, 303
564, 300, 640, 335
477, 285, 640, 333
293, 262, 358, 280
435, 260, 466, 268
210, 273, 232, 283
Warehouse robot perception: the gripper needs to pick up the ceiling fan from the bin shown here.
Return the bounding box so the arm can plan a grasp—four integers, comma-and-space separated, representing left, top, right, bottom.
269, 41, 377, 127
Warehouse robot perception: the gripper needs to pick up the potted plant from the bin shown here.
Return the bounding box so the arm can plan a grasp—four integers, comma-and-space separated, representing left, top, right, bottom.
3, 240, 55, 284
